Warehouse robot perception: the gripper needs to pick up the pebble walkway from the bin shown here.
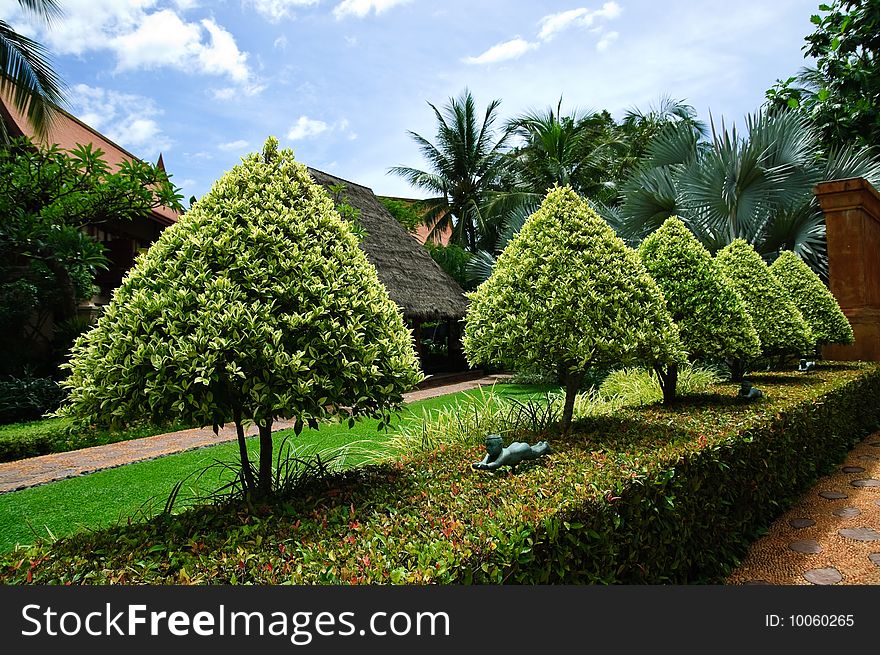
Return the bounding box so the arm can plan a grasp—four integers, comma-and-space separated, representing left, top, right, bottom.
0, 375, 506, 494
727, 432, 880, 585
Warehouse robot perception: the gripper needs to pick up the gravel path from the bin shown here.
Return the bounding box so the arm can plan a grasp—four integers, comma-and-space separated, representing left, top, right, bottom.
727, 432, 880, 585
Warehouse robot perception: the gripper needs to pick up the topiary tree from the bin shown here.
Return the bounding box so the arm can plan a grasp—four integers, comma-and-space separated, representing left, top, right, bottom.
770, 250, 853, 351
59, 137, 423, 497
463, 186, 684, 432
715, 239, 813, 379
638, 217, 761, 403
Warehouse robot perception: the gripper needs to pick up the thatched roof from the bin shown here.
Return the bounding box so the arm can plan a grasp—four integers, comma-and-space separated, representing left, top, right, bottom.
309, 168, 468, 321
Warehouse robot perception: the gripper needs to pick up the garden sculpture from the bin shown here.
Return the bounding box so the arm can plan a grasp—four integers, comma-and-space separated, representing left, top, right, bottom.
798, 359, 816, 373
738, 381, 763, 401
472, 434, 552, 471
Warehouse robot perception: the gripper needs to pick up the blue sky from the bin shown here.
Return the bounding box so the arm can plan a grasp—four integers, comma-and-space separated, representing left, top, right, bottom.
1, 0, 820, 202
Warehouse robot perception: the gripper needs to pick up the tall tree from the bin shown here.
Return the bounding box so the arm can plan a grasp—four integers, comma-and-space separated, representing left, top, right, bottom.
638, 217, 760, 401
0, 0, 65, 140
766, 0, 880, 150
463, 186, 683, 432
0, 138, 182, 372
389, 89, 513, 252
60, 138, 423, 497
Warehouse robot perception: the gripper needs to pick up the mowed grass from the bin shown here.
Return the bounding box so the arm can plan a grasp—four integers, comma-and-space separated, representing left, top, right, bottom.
0, 383, 553, 553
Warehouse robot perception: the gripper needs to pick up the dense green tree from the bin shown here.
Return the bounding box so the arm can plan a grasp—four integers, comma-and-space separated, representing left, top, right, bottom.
638, 217, 761, 401
60, 138, 423, 497
769, 250, 853, 349
0, 0, 65, 141
0, 137, 182, 374
715, 240, 813, 379
613, 108, 880, 278
463, 186, 683, 432
766, 0, 880, 149
389, 89, 513, 252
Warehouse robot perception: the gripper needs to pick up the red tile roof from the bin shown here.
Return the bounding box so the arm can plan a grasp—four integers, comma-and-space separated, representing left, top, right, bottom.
0, 89, 179, 226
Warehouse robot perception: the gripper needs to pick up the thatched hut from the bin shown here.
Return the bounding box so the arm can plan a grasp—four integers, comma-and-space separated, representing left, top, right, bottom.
309, 168, 469, 373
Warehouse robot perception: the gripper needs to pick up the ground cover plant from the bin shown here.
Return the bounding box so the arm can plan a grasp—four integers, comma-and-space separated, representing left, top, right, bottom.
60, 137, 422, 497
464, 186, 684, 431
3, 363, 875, 585
0, 384, 551, 553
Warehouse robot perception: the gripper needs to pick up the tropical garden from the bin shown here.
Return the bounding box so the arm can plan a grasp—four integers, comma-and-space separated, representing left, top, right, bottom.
0, 0, 879, 584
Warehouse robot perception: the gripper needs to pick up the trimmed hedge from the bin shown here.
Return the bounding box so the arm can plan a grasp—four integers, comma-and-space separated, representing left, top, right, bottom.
0, 419, 188, 463
2, 363, 878, 584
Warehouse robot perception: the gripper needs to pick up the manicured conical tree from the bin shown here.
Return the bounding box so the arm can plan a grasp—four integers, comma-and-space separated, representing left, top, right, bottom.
770, 250, 853, 350
638, 217, 761, 403
60, 137, 423, 497
715, 239, 813, 379
463, 186, 684, 432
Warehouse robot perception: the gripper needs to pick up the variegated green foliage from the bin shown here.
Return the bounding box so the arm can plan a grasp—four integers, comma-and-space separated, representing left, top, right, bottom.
463, 185, 684, 430
59, 137, 422, 492
770, 250, 853, 347
715, 239, 813, 358
639, 217, 761, 361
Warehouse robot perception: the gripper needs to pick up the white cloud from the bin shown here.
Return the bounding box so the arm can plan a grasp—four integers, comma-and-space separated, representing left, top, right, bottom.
245, 0, 320, 22
333, 0, 411, 20
463, 38, 539, 65
287, 116, 330, 140
537, 2, 622, 41
274, 35, 288, 49
218, 139, 250, 151
69, 83, 171, 157
25, 1, 256, 88
286, 116, 355, 140
596, 30, 619, 51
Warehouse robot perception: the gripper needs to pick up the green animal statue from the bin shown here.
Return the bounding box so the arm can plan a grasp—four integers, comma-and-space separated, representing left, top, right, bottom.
472, 434, 552, 472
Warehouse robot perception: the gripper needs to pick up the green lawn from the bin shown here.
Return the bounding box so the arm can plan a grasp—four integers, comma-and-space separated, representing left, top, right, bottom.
0, 383, 552, 553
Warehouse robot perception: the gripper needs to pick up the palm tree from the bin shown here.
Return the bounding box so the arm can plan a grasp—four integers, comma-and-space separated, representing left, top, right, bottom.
389, 89, 513, 252
610, 108, 880, 278
467, 98, 703, 286
0, 0, 65, 141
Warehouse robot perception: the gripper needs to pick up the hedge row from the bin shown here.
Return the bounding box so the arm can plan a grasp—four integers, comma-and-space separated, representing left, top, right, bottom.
2, 363, 878, 584
0, 419, 189, 463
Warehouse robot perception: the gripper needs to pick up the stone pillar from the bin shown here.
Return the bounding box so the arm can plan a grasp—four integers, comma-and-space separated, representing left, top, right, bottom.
816, 178, 880, 361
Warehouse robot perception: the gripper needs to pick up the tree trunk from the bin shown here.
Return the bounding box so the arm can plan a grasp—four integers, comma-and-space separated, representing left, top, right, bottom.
233, 408, 255, 493
561, 372, 584, 434
257, 418, 274, 497
654, 363, 679, 405
729, 359, 746, 382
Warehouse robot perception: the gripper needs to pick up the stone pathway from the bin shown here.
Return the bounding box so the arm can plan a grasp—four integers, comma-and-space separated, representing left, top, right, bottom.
0, 375, 506, 494
727, 433, 880, 585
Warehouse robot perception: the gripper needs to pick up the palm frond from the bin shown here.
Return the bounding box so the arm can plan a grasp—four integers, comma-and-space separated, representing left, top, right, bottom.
0, 20, 65, 139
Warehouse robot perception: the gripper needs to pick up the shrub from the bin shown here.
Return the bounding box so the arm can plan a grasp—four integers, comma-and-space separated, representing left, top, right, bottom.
598, 365, 723, 406
59, 138, 423, 497
638, 217, 760, 401
463, 186, 684, 431
769, 250, 853, 349
0, 374, 65, 424
715, 239, 813, 377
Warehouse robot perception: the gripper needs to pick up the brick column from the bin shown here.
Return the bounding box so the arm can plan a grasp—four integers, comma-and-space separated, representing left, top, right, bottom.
816, 177, 880, 361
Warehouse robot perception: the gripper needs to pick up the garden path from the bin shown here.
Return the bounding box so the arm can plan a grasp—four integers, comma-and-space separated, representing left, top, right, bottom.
0, 375, 506, 494
727, 432, 880, 585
